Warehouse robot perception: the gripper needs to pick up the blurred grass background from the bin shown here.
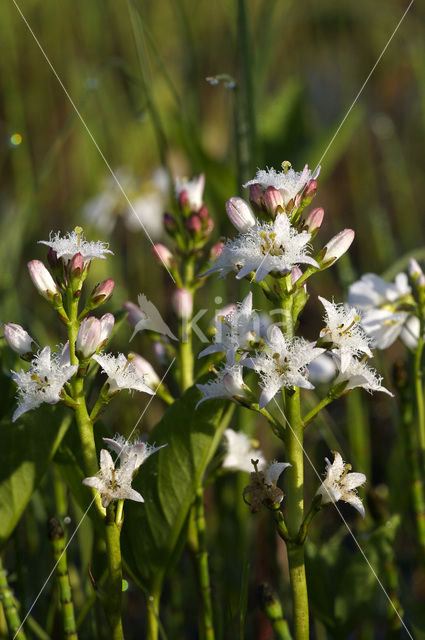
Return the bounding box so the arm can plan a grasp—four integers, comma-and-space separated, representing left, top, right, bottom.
1, 0, 425, 637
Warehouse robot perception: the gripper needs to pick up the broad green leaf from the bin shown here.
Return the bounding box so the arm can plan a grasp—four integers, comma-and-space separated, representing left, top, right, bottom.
122, 386, 233, 596
306, 515, 401, 637
0, 405, 72, 549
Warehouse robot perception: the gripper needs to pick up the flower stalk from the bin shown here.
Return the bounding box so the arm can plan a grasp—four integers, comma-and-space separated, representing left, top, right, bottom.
105, 504, 125, 640
47, 518, 78, 640
194, 487, 215, 640
0, 557, 26, 640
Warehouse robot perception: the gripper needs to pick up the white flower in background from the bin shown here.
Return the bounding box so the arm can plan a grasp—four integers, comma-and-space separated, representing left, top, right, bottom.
318, 297, 372, 372
307, 353, 337, 384
130, 353, 160, 390
245, 325, 324, 408
11, 346, 78, 422
124, 294, 177, 341
199, 292, 257, 359
82, 449, 144, 508
175, 174, 205, 211
202, 213, 318, 282
92, 353, 155, 396
347, 272, 415, 349
222, 428, 266, 473
83, 167, 168, 238
335, 356, 393, 396
316, 451, 366, 518
196, 355, 251, 408
3, 323, 38, 357
39, 229, 112, 264
103, 434, 166, 468
244, 163, 320, 207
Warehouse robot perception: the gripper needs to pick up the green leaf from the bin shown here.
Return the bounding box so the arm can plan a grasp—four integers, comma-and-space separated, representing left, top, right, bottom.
0, 405, 72, 549
306, 516, 401, 637
122, 386, 233, 596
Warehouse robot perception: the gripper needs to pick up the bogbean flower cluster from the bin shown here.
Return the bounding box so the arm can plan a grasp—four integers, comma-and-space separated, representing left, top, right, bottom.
3, 226, 164, 510
195, 161, 390, 518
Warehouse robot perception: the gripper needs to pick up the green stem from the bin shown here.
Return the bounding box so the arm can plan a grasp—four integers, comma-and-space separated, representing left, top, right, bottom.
47, 518, 78, 639
105, 505, 125, 640
302, 394, 334, 428
194, 488, 215, 640
179, 259, 195, 393
284, 389, 309, 640
146, 589, 160, 640
0, 557, 26, 640
258, 584, 293, 640
414, 329, 425, 461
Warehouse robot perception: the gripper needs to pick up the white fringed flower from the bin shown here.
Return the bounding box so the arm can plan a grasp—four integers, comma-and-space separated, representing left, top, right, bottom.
316, 451, 366, 518
244, 164, 320, 206
245, 325, 324, 408
39, 230, 113, 264
318, 297, 372, 372
103, 434, 167, 468
82, 449, 143, 508
199, 292, 257, 359
11, 346, 78, 422
222, 428, 266, 473
202, 213, 318, 282
92, 353, 155, 396
264, 461, 292, 494
196, 356, 250, 408
335, 357, 393, 396
347, 273, 415, 349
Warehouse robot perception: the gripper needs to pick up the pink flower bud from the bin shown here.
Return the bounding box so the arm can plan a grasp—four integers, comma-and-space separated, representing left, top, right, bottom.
163, 213, 177, 233
249, 184, 264, 210
185, 214, 202, 234
291, 267, 303, 285
90, 278, 115, 305
47, 248, 60, 270
178, 189, 190, 209
198, 205, 209, 220
321, 229, 355, 266
70, 252, 84, 277
28, 260, 58, 299
303, 179, 317, 199
172, 288, 193, 319
3, 323, 37, 356
226, 197, 256, 232
123, 301, 145, 329
210, 242, 223, 261
76, 317, 102, 359
153, 340, 168, 365
152, 243, 175, 269
130, 352, 160, 388
303, 207, 324, 235
263, 187, 284, 216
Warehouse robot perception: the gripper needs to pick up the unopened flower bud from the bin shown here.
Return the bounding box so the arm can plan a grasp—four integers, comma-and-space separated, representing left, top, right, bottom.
303, 207, 324, 236
153, 340, 168, 365
409, 258, 425, 290
70, 252, 84, 277
76, 317, 102, 359
3, 323, 38, 357
226, 197, 256, 232
152, 243, 175, 269
198, 205, 209, 221
210, 242, 224, 261
303, 179, 317, 200
172, 288, 193, 319
291, 267, 303, 285
130, 352, 160, 389
263, 187, 284, 217
90, 278, 115, 306
28, 260, 58, 300
185, 214, 202, 235
249, 184, 264, 211
163, 213, 177, 235
319, 229, 355, 267
47, 248, 60, 270
99, 313, 115, 344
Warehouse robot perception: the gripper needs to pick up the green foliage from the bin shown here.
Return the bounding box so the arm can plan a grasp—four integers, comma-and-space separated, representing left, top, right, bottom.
0, 406, 72, 549
122, 386, 233, 596
306, 515, 400, 637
